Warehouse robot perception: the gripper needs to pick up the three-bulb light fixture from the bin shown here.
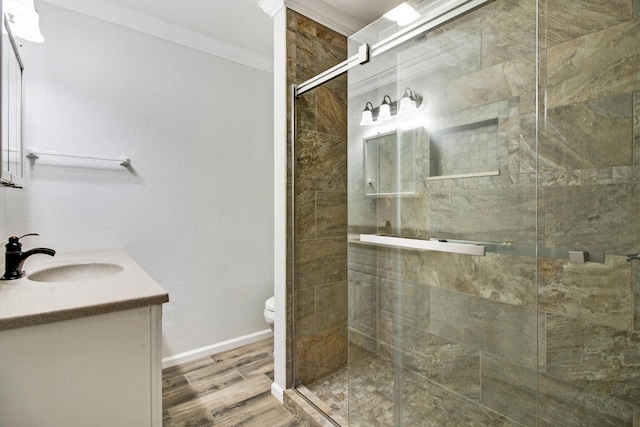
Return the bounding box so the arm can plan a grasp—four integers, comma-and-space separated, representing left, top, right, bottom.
360, 87, 421, 126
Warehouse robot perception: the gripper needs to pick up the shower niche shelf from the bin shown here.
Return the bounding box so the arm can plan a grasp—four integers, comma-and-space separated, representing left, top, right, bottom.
359, 234, 486, 256
428, 117, 499, 180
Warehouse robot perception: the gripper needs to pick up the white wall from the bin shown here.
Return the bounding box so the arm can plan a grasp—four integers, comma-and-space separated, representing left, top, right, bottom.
5, 2, 274, 359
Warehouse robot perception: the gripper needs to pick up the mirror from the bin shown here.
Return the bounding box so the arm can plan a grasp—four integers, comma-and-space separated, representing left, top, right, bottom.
1, 12, 24, 187
364, 128, 428, 196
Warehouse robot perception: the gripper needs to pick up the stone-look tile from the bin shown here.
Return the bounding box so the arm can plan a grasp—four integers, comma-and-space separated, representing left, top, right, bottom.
378, 277, 430, 325
635, 263, 640, 331
442, 55, 537, 115
400, 369, 522, 427
377, 247, 537, 309
481, 0, 536, 67
316, 84, 347, 138
375, 308, 398, 358
377, 277, 431, 360
375, 196, 393, 233
538, 373, 634, 427
295, 190, 316, 241
539, 93, 633, 171
296, 90, 317, 132
634, 91, 640, 165
504, 113, 536, 175
295, 287, 316, 337
296, 326, 348, 384
406, 333, 481, 401
547, 21, 640, 109
295, 130, 347, 184
347, 355, 396, 426
287, 10, 346, 50
420, 251, 481, 295
283, 389, 334, 427
546, 314, 640, 405
429, 184, 537, 245
316, 192, 347, 238
544, 182, 640, 254
296, 237, 347, 289
348, 329, 378, 365
481, 353, 538, 426
397, 197, 429, 238
540, 0, 633, 48
402, 13, 481, 90
288, 10, 348, 398
538, 255, 633, 330
348, 270, 377, 338
296, 177, 346, 195
476, 252, 537, 308
302, 375, 349, 424
287, 10, 347, 83
294, 28, 347, 83
538, 313, 547, 371
348, 242, 377, 276
316, 280, 348, 331
431, 287, 538, 367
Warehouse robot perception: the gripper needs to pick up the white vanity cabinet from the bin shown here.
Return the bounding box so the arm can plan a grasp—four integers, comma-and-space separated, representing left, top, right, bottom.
0, 305, 162, 427
0, 250, 169, 427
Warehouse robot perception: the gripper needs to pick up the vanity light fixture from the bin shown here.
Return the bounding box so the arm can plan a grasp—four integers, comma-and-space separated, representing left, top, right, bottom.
3, 0, 44, 43
360, 88, 422, 126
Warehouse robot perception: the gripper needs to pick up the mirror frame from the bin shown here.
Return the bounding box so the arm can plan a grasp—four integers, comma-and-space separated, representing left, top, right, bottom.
1, 9, 24, 187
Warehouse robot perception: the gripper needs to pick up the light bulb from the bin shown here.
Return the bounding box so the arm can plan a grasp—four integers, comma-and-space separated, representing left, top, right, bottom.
378, 96, 393, 121
359, 102, 374, 126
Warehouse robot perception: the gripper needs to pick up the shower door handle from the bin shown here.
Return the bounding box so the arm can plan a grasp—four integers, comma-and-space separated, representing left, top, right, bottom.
626, 253, 640, 262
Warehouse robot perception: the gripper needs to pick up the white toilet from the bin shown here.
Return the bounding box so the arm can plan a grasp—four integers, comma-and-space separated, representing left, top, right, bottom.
264, 296, 275, 331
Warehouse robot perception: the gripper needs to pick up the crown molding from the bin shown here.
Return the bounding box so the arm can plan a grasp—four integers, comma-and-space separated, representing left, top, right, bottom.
40, 0, 274, 73
259, 0, 365, 36
258, 0, 284, 18
285, 0, 363, 36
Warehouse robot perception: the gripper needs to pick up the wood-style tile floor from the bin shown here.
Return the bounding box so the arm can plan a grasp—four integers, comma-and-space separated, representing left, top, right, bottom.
162, 338, 301, 426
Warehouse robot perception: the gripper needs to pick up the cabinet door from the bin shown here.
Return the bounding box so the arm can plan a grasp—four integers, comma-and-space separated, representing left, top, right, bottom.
0, 307, 154, 427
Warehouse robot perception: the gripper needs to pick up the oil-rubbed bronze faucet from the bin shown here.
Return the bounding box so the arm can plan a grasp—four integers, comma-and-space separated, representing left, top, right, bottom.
1, 234, 55, 280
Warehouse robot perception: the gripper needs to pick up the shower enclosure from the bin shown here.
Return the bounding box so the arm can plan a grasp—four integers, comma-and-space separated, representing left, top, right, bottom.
289, 0, 640, 425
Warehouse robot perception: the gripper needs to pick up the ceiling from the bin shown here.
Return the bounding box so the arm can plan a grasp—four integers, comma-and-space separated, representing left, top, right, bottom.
44, 0, 406, 69
310, 0, 406, 29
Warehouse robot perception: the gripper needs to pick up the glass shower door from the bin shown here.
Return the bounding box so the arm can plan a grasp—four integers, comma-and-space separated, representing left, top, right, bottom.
347, 0, 539, 425
535, 0, 640, 424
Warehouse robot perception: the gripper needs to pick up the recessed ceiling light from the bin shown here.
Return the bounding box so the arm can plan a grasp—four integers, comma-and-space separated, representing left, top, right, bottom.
383, 3, 420, 27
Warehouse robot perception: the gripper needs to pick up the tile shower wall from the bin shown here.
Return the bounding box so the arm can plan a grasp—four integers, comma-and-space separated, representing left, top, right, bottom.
348, 0, 640, 425
285, 10, 348, 386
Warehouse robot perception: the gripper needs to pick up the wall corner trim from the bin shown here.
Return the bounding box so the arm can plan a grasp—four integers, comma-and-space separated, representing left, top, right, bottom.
271, 381, 285, 402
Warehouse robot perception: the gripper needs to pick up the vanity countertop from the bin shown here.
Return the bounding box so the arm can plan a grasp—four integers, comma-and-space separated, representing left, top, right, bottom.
0, 249, 169, 331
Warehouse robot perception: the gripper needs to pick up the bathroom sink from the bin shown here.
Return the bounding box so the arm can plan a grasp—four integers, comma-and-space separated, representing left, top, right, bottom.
28, 263, 124, 283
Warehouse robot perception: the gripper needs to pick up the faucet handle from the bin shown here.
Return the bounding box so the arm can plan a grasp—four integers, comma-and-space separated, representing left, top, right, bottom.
17, 233, 39, 240
6, 234, 39, 251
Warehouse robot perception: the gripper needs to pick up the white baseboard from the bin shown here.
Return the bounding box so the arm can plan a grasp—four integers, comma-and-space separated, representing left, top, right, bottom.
271, 381, 284, 403
162, 329, 273, 369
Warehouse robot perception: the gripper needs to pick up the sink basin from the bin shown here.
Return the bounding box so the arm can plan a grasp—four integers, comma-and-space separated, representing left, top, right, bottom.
28, 263, 124, 283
